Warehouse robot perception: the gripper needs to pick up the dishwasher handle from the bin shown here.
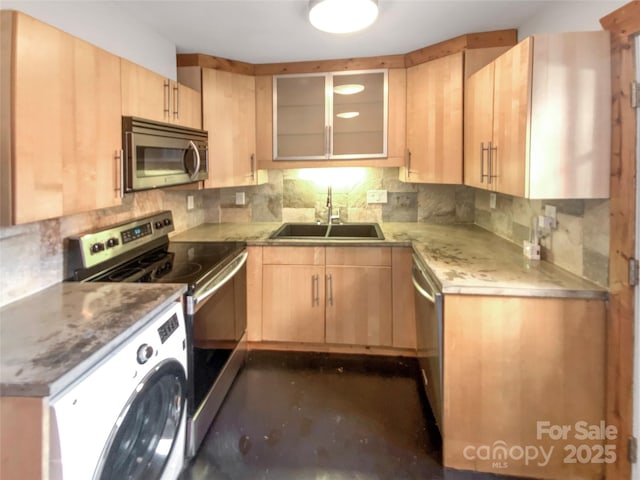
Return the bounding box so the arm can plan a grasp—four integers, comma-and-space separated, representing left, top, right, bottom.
411, 255, 441, 304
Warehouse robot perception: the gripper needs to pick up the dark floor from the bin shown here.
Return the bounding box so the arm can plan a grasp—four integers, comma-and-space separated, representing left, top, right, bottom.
180, 351, 528, 480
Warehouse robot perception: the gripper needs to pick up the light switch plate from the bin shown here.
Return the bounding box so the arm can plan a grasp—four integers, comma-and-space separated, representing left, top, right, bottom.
235, 192, 246, 206
366, 190, 388, 204
187, 195, 194, 210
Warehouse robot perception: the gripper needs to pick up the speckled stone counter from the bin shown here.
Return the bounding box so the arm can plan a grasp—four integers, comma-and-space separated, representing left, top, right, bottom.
0, 282, 186, 398
171, 222, 606, 299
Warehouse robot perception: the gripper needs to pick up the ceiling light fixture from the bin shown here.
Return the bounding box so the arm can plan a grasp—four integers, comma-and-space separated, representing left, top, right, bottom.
308, 0, 379, 34
333, 84, 365, 95
336, 112, 360, 119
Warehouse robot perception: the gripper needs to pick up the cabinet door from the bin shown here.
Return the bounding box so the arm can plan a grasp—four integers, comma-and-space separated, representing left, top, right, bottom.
171, 81, 202, 129
67, 37, 122, 214
332, 71, 387, 158
5, 12, 72, 223
262, 265, 325, 343
463, 62, 495, 190
203, 69, 257, 188
121, 58, 170, 123
406, 54, 463, 183
2, 11, 122, 225
274, 74, 327, 159
492, 38, 532, 197
325, 265, 392, 346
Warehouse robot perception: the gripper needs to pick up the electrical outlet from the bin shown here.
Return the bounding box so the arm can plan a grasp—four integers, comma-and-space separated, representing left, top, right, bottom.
489, 193, 496, 209
366, 190, 388, 204
544, 204, 557, 229
187, 195, 194, 210
235, 192, 246, 206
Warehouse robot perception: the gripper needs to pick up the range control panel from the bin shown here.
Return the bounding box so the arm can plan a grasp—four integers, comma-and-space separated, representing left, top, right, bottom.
68, 211, 175, 269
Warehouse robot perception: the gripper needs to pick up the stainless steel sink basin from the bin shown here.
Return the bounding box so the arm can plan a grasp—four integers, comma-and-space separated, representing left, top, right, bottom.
270, 223, 384, 240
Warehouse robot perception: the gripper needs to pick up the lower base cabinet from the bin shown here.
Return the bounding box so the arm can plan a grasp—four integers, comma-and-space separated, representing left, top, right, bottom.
257, 246, 410, 351
442, 295, 606, 480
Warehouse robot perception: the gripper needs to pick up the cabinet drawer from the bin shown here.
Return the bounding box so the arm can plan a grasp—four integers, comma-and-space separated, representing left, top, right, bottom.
262, 246, 325, 265
325, 246, 391, 266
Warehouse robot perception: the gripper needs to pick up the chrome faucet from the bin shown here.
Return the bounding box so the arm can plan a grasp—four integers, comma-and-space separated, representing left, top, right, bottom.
326, 185, 333, 224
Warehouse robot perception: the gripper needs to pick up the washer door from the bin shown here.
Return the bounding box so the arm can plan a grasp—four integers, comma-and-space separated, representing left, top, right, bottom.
94, 360, 186, 480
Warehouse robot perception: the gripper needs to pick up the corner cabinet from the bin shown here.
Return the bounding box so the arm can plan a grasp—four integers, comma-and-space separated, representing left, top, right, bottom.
464, 32, 611, 199
402, 47, 510, 185
178, 66, 267, 188
272, 70, 388, 161
1, 11, 122, 225
121, 59, 201, 129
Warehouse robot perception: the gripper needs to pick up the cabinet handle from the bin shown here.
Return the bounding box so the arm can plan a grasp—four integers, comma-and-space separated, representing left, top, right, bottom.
326, 273, 334, 306
173, 82, 180, 120
163, 80, 171, 118
250, 153, 256, 180
324, 125, 332, 157
480, 142, 490, 183
312, 274, 320, 306
115, 149, 124, 198
407, 149, 412, 177
489, 143, 498, 185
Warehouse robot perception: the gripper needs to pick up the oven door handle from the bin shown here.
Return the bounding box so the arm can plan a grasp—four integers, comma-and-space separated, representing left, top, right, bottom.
188, 251, 248, 315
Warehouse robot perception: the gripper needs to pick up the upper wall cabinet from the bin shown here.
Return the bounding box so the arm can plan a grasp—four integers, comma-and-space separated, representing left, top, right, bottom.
402, 47, 510, 185
1, 11, 123, 225
178, 66, 267, 188
464, 32, 611, 199
121, 59, 201, 129
272, 70, 388, 161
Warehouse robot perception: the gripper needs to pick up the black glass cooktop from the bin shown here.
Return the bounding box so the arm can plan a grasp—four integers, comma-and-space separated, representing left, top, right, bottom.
88, 241, 245, 286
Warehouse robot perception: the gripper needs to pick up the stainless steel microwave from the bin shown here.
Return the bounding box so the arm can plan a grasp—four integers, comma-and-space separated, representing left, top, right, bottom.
122, 116, 208, 192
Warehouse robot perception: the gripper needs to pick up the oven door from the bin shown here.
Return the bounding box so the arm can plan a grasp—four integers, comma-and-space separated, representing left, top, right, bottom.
124, 132, 208, 192
187, 251, 248, 457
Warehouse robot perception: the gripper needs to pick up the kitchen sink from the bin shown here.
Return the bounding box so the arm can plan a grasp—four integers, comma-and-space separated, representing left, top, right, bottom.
270, 223, 384, 240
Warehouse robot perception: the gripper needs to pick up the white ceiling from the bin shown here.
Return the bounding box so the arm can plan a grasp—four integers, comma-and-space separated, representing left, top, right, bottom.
114, 0, 554, 64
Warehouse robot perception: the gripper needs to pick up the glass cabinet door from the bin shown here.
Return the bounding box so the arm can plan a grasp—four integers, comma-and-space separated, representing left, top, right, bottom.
331, 70, 387, 158
274, 75, 327, 159
273, 70, 388, 160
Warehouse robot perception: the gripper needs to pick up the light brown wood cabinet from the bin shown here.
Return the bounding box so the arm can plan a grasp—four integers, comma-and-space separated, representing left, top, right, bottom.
0, 10, 122, 225
403, 53, 464, 184
443, 295, 606, 479
259, 246, 397, 349
464, 32, 611, 199
401, 47, 516, 185
324, 247, 392, 346
121, 59, 201, 129
255, 69, 407, 169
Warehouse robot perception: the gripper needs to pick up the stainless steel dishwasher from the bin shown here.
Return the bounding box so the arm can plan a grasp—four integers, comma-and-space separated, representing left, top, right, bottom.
412, 254, 443, 432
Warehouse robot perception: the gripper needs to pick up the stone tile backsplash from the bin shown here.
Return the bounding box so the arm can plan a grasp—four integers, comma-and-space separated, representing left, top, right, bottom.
0, 166, 610, 307
474, 190, 609, 287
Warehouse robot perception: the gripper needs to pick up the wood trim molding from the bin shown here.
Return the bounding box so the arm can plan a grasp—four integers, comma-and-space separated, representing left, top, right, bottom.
176, 28, 518, 75
404, 28, 517, 67
176, 53, 255, 75
599, 2, 639, 479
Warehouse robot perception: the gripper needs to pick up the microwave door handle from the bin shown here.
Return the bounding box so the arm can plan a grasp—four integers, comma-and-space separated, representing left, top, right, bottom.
187, 140, 201, 180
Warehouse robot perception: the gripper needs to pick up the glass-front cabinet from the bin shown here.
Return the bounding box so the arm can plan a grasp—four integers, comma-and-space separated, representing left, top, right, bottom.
273, 70, 388, 160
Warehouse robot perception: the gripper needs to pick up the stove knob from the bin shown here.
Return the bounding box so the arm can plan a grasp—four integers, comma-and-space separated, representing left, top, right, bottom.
90, 243, 105, 254
106, 238, 119, 249
155, 221, 163, 229
137, 344, 154, 364
163, 218, 172, 226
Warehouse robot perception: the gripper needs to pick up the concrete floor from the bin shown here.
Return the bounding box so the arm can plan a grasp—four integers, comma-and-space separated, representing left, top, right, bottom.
179, 351, 528, 480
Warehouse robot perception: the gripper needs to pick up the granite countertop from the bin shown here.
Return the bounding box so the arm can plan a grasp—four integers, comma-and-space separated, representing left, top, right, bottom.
171, 222, 607, 299
0, 282, 186, 398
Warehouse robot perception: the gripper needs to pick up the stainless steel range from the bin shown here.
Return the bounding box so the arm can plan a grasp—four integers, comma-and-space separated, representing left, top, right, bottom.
66, 211, 248, 458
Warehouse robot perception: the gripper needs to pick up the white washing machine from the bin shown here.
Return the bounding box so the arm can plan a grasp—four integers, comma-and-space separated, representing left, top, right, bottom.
49, 301, 188, 480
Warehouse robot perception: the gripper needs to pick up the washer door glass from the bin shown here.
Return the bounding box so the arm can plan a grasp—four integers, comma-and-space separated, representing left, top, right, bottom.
95, 360, 186, 480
